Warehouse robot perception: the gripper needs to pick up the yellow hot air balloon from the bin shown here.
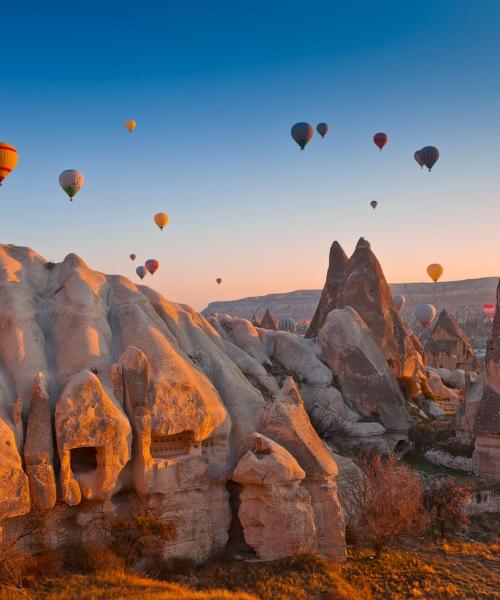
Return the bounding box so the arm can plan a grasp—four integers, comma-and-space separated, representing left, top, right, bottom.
125, 119, 137, 133
427, 263, 443, 282
0, 142, 18, 186
154, 212, 169, 230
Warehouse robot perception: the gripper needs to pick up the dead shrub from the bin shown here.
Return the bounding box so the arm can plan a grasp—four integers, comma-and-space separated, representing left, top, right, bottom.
61, 542, 124, 574
424, 477, 472, 538
346, 453, 432, 557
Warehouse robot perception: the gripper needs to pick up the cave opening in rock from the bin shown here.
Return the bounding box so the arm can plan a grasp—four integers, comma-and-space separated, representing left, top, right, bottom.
70, 446, 98, 473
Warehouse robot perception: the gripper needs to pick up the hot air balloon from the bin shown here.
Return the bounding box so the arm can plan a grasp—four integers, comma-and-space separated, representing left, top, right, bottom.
427, 263, 443, 282
482, 304, 496, 322
420, 146, 439, 171
291, 122, 314, 150
277, 317, 296, 333
136, 266, 147, 280
316, 123, 329, 138
59, 170, 84, 201
414, 150, 424, 169
154, 212, 169, 230
145, 259, 159, 275
415, 303, 436, 328
0, 142, 18, 186
370, 200, 378, 210
125, 119, 136, 133
393, 294, 406, 312
373, 132, 388, 150
216, 278, 222, 285
130, 254, 136, 261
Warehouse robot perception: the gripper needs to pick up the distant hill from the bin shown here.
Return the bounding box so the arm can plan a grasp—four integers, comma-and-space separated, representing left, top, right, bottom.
203, 277, 499, 348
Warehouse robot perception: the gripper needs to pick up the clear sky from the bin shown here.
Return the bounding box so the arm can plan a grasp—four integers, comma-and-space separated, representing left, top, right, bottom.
2, 1, 500, 310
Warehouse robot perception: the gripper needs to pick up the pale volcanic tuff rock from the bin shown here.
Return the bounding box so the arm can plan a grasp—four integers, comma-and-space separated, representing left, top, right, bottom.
233, 434, 316, 560
0, 243, 346, 561
306, 241, 348, 339
260, 308, 277, 331
318, 307, 411, 444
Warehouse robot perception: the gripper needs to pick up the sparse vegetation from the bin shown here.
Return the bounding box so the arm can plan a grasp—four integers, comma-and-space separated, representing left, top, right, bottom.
424, 477, 472, 538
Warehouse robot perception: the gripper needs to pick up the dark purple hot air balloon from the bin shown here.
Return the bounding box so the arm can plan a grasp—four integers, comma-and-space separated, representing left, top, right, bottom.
291, 122, 314, 150
370, 200, 378, 210
420, 146, 439, 171
136, 265, 147, 280
316, 122, 329, 139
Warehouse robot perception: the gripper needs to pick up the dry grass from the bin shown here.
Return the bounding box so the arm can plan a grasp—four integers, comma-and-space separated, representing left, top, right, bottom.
37, 571, 256, 600
2, 539, 498, 600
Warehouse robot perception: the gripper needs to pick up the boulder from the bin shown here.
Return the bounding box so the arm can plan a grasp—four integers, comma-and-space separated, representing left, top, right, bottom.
319, 307, 411, 441
260, 377, 345, 561
232, 434, 316, 559
306, 241, 348, 338
0, 417, 30, 520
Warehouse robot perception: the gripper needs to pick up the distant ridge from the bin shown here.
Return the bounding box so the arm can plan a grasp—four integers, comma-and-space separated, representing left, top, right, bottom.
203, 277, 499, 347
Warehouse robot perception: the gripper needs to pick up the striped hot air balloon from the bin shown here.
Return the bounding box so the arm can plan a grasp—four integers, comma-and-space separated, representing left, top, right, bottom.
420, 146, 440, 171
482, 304, 496, 322
277, 317, 296, 333
0, 142, 18, 186
415, 303, 436, 328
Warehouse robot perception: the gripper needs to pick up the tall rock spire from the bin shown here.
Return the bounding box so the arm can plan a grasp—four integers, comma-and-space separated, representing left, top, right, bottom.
306, 241, 348, 338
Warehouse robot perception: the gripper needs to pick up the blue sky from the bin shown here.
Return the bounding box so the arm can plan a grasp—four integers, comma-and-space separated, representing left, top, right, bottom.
2, 1, 500, 309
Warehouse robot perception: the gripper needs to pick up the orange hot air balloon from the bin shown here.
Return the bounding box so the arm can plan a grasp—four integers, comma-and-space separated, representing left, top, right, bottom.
427, 263, 443, 282
154, 212, 169, 230
145, 259, 159, 275
125, 119, 137, 133
0, 142, 18, 186
216, 278, 222, 285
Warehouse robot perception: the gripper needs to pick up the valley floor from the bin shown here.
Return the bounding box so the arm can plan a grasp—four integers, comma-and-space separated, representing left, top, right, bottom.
3, 538, 498, 600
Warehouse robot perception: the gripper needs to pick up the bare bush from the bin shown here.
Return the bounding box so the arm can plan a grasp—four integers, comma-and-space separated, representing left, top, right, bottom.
346, 454, 431, 557
93, 493, 175, 566
424, 477, 472, 538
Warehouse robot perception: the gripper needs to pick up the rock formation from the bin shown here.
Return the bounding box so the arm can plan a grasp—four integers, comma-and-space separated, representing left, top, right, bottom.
425, 309, 480, 372
0, 244, 346, 562
233, 434, 316, 560
306, 241, 348, 338
319, 307, 411, 447
260, 308, 277, 330
472, 281, 500, 481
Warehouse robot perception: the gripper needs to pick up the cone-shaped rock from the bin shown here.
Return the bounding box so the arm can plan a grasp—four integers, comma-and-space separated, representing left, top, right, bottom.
306, 241, 348, 338
260, 308, 277, 330
425, 309, 479, 372
337, 238, 424, 381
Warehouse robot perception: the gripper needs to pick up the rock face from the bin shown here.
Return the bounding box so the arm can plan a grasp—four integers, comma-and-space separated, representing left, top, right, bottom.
260, 378, 345, 561
233, 434, 316, 560
425, 309, 480, 372
319, 307, 411, 445
472, 281, 500, 481
260, 309, 277, 330
306, 241, 348, 338
0, 244, 346, 562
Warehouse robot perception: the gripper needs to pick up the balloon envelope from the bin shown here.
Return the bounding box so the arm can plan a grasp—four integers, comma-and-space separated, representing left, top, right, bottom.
414, 150, 424, 168
370, 200, 378, 209
415, 303, 436, 328
373, 132, 388, 150
277, 317, 296, 333
291, 122, 314, 150
393, 294, 406, 312
482, 304, 496, 321
316, 123, 329, 138
0, 142, 18, 186
427, 263, 443, 282
420, 146, 439, 171
136, 266, 147, 280
145, 259, 159, 275
130, 254, 136, 261
59, 170, 84, 200
125, 119, 136, 132
216, 278, 222, 285
154, 212, 169, 230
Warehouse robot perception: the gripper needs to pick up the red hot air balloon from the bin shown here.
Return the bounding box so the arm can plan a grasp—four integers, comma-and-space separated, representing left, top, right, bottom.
145, 259, 159, 275
373, 132, 388, 150
216, 278, 222, 285
482, 304, 496, 322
